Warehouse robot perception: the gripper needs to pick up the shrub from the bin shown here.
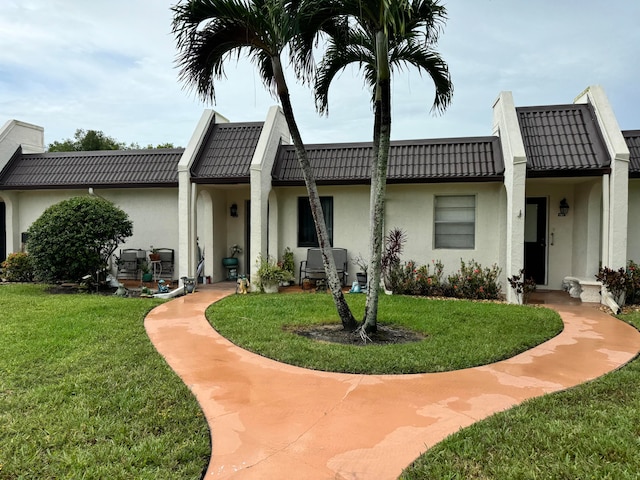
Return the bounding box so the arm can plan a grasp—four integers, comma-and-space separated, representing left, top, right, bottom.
626, 261, 640, 305
389, 260, 445, 296
26, 196, 133, 282
596, 266, 628, 305
445, 259, 502, 300
1, 252, 34, 282
596, 261, 640, 306
389, 259, 501, 300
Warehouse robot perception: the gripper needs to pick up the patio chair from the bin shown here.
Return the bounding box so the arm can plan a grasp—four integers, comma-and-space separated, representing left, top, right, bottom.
117, 248, 140, 280
155, 248, 174, 279
299, 248, 348, 287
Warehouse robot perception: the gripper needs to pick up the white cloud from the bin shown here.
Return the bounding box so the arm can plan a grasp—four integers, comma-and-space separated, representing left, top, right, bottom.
0, 0, 638, 148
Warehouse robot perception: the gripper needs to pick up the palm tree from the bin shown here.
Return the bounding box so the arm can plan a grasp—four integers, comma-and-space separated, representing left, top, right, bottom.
314, 0, 453, 333
172, 0, 357, 329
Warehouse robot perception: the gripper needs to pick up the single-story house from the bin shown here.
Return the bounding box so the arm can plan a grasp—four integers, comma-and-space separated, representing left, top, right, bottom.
0, 85, 637, 303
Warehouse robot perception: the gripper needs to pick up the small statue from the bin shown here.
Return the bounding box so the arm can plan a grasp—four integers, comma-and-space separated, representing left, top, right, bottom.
157, 279, 169, 294
237, 275, 250, 294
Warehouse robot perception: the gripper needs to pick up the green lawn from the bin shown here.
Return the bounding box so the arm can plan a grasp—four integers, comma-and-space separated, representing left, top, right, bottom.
401, 311, 640, 480
0, 284, 210, 479
206, 293, 563, 374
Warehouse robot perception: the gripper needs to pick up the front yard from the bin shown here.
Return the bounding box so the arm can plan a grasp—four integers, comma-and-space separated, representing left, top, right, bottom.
0, 284, 209, 479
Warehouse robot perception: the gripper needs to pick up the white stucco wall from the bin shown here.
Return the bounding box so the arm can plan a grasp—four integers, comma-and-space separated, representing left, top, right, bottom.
628, 180, 640, 261
12, 188, 179, 277
274, 182, 507, 289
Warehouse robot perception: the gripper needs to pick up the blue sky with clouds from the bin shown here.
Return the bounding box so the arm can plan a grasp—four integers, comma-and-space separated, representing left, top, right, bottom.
1, 1, 639, 148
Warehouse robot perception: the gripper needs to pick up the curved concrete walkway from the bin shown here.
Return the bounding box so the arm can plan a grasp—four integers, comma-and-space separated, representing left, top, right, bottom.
145, 284, 640, 479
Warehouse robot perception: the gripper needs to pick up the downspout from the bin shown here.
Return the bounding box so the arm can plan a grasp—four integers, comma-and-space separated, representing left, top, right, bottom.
602, 174, 610, 266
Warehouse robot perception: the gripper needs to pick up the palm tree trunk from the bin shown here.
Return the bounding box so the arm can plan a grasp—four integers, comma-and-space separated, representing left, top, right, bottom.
273, 56, 357, 330
362, 30, 391, 334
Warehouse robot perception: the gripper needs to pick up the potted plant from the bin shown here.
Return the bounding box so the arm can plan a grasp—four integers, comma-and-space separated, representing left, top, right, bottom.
280, 247, 295, 285
149, 245, 160, 262
353, 254, 368, 288
140, 260, 153, 282
256, 254, 293, 293
222, 244, 242, 268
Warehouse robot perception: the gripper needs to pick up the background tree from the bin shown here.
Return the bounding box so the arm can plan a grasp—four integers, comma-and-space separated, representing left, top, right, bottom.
26, 196, 133, 282
48, 128, 125, 151
48, 129, 180, 152
314, 0, 453, 333
172, 0, 357, 329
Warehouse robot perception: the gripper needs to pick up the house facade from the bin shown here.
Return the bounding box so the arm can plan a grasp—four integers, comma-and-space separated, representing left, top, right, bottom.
0, 85, 637, 303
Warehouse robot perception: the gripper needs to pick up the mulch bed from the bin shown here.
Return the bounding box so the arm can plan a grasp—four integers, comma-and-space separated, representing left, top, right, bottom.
290, 323, 426, 346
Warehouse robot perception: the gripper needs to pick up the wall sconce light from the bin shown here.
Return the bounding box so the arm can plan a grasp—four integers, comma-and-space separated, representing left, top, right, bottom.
230, 203, 238, 217
558, 198, 569, 217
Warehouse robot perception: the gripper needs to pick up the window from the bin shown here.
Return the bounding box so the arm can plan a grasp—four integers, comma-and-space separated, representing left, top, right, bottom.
434, 195, 475, 249
298, 196, 333, 247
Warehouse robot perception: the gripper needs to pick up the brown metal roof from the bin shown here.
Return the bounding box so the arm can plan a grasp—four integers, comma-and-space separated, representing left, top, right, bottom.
517, 104, 611, 177
623, 130, 640, 177
190, 121, 264, 184
0, 147, 183, 190
272, 136, 504, 185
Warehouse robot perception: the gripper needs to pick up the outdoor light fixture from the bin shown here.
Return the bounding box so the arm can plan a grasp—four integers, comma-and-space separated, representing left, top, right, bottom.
558, 198, 569, 217
230, 203, 238, 217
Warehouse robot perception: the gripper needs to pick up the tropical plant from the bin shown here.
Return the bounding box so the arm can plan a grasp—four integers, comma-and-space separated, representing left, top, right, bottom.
313, 0, 453, 332
596, 266, 628, 305
508, 269, 537, 305
26, 196, 133, 283
172, 0, 357, 329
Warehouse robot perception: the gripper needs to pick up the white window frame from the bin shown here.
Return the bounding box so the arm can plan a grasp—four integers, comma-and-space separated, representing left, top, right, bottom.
434, 195, 476, 249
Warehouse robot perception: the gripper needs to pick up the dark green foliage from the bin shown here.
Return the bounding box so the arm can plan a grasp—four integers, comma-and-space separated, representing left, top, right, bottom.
1, 251, 34, 282
26, 196, 133, 282
48, 128, 125, 151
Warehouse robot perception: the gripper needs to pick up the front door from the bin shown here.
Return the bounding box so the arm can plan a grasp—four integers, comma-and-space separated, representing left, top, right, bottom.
524, 197, 547, 284
0, 202, 5, 262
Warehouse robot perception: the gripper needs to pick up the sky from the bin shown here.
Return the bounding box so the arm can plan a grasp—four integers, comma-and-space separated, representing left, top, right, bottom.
1, 1, 639, 149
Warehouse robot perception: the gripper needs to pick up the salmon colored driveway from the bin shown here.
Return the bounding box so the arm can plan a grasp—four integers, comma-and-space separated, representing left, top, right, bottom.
144, 284, 640, 479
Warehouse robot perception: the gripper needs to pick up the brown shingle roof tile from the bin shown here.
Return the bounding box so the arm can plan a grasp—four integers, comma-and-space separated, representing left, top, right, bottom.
0, 147, 183, 189
623, 130, 640, 177
191, 122, 263, 183
517, 104, 610, 176
272, 137, 503, 185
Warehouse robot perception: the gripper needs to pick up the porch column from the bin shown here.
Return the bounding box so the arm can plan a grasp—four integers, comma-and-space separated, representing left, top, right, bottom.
177, 109, 217, 282
493, 91, 527, 303
248, 106, 290, 287
575, 85, 630, 269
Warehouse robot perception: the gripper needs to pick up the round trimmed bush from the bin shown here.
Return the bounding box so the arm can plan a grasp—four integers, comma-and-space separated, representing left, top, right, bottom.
27, 196, 133, 282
